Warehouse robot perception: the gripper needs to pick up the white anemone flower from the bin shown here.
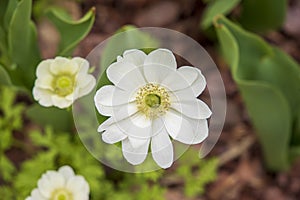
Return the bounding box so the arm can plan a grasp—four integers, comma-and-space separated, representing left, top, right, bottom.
94, 48, 212, 168
33, 57, 96, 109
25, 165, 90, 200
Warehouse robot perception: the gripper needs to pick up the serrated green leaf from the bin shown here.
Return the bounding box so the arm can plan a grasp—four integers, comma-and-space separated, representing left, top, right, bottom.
46, 7, 95, 56
214, 16, 300, 171
239, 0, 287, 32
201, 0, 241, 29
26, 104, 73, 132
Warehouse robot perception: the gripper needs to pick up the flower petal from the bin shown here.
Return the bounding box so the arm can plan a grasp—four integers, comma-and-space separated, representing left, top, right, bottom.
128, 136, 149, 148
76, 74, 96, 97
171, 99, 212, 119
122, 138, 150, 165
37, 171, 64, 198
144, 48, 177, 70
188, 119, 209, 144
160, 69, 190, 91
151, 127, 173, 169
163, 110, 194, 141
113, 66, 146, 91
35, 75, 54, 90
102, 125, 127, 144
143, 63, 175, 84
51, 95, 73, 108
36, 59, 53, 78
50, 57, 79, 75
123, 49, 147, 67
94, 85, 134, 107
66, 176, 90, 197
72, 57, 90, 74
178, 66, 206, 96
33, 88, 53, 107
106, 59, 145, 90
30, 188, 47, 200
58, 166, 75, 181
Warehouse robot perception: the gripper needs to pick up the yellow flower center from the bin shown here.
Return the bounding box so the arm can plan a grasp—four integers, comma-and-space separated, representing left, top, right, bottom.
51, 188, 73, 200
136, 83, 170, 119
52, 74, 75, 97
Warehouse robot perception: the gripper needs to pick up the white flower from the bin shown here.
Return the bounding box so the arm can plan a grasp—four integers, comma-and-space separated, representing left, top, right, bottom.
94, 48, 212, 168
33, 57, 96, 109
25, 165, 90, 200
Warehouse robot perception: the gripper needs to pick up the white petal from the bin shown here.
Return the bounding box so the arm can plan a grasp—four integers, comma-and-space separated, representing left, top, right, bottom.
106, 60, 142, 88
143, 63, 175, 84
161, 70, 190, 91
128, 136, 149, 148
144, 48, 177, 70
123, 49, 147, 67
122, 138, 150, 165
36, 59, 53, 78
37, 171, 64, 198
112, 66, 146, 91
152, 118, 164, 137
102, 125, 127, 144
72, 57, 89, 74
76, 74, 96, 98
170, 89, 196, 102
116, 112, 152, 139
171, 99, 212, 119
58, 166, 75, 181
94, 85, 134, 107
99, 102, 137, 119
163, 110, 194, 142
51, 95, 73, 108
30, 188, 47, 200
50, 57, 79, 75
33, 87, 53, 107
151, 127, 173, 169
35, 75, 53, 90
178, 66, 206, 96
98, 117, 114, 132
66, 176, 90, 197
188, 119, 209, 144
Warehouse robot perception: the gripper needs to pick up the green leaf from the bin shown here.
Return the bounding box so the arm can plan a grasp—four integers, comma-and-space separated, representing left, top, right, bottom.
26, 104, 73, 132
214, 16, 300, 171
201, 0, 241, 29
0, 65, 11, 85
46, 7, 95, 56
7, 0, 41, 89
239, 0, 287, 32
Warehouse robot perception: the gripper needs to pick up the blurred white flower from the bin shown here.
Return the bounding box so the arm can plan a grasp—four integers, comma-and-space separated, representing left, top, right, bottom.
94, 48, 212, 169
33, 57, 96, 109
25, 165, 90, 200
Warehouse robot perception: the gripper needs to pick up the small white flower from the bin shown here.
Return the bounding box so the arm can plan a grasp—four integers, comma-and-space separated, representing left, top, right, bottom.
94, 48, 212, 168
25, 165, 90, 200
33, 57, 96, 109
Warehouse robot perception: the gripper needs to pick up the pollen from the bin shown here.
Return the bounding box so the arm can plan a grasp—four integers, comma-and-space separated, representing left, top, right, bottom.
136, 83, 170, 119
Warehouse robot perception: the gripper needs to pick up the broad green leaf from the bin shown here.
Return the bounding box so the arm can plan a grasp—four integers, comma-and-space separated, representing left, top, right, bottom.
0, 0, 9, 26
0, 65, 11, 85
8, 0, 41, 89
3, 0, 17, 30
239, 0, 287, 32
46, 7, 95, 56
201, 0, 241, 29
214, 16, 300, 171
26, 104, 73, 132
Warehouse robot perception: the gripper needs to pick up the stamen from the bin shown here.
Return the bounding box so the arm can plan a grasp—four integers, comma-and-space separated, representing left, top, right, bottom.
136, 83, 170, 119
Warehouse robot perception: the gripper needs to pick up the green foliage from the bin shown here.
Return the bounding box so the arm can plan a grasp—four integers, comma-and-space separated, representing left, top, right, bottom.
0, 86, 24, 181
239, 0, 287, 32
176, 148, 218, 197
26, 104, 73, 132
201, 0, 287, 33
201, 0, 241, 30
214, 16, 300, 171
46, 7, 95, 56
